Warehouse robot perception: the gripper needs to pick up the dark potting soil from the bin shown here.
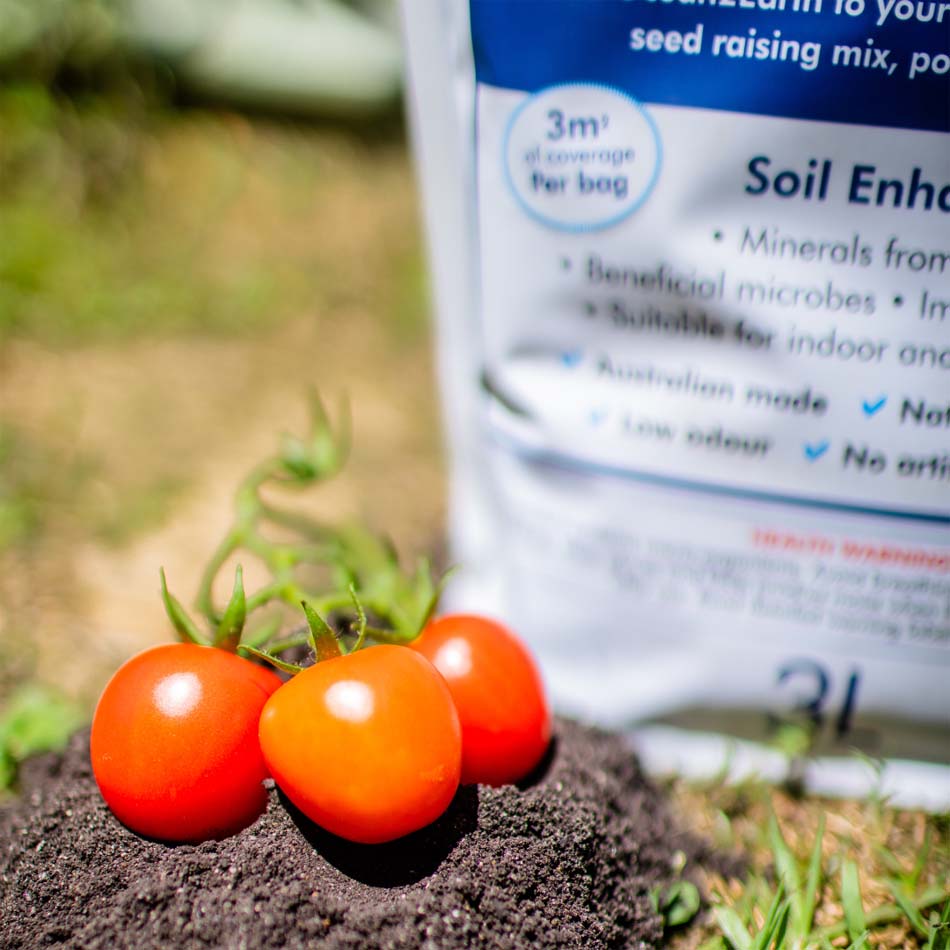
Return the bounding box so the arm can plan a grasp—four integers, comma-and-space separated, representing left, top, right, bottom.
0, 719, 730, 950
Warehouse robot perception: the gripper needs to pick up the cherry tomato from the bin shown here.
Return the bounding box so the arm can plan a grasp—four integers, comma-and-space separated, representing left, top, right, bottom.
259, 645, 461, 844
411, 614, 551, 787
90, 643, 282, 842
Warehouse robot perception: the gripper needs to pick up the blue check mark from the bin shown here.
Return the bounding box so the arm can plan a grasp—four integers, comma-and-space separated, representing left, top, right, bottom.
589, 408, 607, 427
862, 395, 887, 416
804, 440, 830, 461
560, 350, 583, 368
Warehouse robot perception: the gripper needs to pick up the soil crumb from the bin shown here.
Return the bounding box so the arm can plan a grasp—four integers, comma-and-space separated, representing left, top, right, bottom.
1, 719, 705, 949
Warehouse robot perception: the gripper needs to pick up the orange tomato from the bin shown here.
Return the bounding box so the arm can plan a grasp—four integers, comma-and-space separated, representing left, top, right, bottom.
259, 645, 461, 844
411, 614, 551, 786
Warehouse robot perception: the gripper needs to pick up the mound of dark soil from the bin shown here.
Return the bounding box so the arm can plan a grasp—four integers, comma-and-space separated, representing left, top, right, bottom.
1, 719, 721, 949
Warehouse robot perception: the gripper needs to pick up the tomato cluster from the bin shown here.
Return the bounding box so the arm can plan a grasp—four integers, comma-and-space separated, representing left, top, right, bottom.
91, 613, 551, 845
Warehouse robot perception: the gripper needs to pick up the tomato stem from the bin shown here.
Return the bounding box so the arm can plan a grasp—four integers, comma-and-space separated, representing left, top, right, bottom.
160, 568, 207, 646
244, 581, 284, 613
178, 394, 445, 661
263, 632, 312, 653
213, 564, 247, 652
302, 601, 343, 662
196, 528, 243, 626
348, 585, 368, 652
238, 644, 304, 675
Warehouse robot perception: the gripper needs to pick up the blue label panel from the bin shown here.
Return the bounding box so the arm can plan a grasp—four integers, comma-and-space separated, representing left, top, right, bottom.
470, 0, 949, 133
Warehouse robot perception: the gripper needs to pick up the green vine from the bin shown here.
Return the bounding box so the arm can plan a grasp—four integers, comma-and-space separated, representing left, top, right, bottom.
159, 392, 444, 658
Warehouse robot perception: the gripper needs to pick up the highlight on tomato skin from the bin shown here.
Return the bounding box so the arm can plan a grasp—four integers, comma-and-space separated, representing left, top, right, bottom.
90, 643, 281, 843
258, 645, 462, 845
411, 614, 552, 787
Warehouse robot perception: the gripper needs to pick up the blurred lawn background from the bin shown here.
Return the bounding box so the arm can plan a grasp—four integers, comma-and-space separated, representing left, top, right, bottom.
0, 0, 445, 715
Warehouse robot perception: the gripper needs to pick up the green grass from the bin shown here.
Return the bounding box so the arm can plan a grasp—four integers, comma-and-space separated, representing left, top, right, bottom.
0, 84, 291, 344
0, 81, 428, 553
669, 772, 950, 950
0, 684, 84, 792
705, 817, 948, 949
0, 82, 428, 349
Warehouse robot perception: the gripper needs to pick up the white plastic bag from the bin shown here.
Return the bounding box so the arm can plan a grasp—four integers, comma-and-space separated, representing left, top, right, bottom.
400, 0, 950, 808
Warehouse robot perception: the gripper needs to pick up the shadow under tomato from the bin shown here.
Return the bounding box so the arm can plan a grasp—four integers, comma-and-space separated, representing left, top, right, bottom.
515, 734, 559, 791
280, 784, 480, 886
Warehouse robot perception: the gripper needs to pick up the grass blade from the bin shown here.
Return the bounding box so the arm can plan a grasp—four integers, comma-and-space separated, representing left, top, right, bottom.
768, 812, 802, 935
800, 813, 826, 937
714, 906, 754, 950
815, 886, 950, 943
889, 880, 930, 937
752, 886, 787, 950
768, 813, 801, 895
910, 828, 933, 890
841, 860, 868, 949
924, 898, 950, 950
770, 899, 791, 950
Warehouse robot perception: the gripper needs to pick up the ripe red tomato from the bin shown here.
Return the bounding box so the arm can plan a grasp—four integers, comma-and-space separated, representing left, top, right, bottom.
90, 643, 282, 843
411, 614, 551, 787
258, 645, 461, 844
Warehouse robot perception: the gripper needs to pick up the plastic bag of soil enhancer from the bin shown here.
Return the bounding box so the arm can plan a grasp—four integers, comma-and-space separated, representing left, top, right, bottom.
398, 1, 950, 808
